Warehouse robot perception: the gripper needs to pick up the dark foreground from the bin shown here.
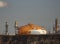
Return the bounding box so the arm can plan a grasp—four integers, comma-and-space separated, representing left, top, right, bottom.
0, 34, 60, 44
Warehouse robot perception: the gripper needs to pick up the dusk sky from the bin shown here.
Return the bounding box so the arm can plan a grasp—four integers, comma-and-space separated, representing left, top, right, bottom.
0, 0, 60, 35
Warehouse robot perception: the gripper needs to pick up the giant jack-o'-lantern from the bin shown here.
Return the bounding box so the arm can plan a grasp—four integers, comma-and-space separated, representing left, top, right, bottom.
18, 23, 47, 35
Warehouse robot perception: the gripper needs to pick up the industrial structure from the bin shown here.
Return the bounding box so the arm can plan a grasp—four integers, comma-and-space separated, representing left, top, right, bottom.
4, 18, 60, 35
0, 18, 60, 44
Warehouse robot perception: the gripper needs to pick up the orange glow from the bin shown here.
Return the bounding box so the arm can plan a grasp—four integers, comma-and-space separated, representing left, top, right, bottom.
18, 23, 44, 35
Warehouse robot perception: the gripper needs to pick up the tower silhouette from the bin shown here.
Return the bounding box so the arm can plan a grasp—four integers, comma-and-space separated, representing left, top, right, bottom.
14, 21, 19, 35
5, 21, 8, 35
55, 18, 58, 33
